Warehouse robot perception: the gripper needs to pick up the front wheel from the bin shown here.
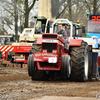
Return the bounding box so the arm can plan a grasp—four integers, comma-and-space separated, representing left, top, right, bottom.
61, 55, 71, 79
28, 54, 48, 80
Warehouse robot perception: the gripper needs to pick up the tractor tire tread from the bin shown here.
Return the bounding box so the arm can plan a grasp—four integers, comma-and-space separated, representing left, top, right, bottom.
70, 41, 89, 82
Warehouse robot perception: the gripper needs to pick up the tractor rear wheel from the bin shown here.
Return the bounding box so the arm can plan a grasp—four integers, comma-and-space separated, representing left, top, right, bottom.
28, 54, 47, 80
61, 55, 71, 79
70, 41, 89, 82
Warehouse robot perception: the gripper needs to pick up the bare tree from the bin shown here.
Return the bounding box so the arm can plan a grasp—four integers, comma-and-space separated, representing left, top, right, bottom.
68, 0, 72, 20
2, 0, 37, 35
24, 0, 37, 28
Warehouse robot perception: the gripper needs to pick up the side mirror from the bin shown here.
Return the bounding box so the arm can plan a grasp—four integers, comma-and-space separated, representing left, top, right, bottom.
42, 24, 45, 32
82, 26, 85, 33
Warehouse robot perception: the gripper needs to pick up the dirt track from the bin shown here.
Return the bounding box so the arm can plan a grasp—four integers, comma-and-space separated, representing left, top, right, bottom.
0, 66, 100, 100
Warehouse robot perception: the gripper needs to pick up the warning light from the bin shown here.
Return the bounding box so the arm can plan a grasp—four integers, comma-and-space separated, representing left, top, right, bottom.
24, 38, 27, 42
77, 20, 79, 23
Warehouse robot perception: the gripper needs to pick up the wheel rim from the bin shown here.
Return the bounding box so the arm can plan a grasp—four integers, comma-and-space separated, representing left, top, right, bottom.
84, 47, 88, 80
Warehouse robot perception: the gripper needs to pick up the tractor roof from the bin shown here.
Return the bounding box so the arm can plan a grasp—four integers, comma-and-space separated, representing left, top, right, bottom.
37, 16, 47, 19
55, 22, 80, 26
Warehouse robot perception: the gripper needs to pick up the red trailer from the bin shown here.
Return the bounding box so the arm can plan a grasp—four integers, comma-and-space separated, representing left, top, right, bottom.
0, 44, 32, 67
11, 44, 32, 67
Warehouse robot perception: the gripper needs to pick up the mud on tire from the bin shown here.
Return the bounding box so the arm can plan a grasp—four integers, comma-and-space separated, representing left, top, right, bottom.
70, 41, 89, 82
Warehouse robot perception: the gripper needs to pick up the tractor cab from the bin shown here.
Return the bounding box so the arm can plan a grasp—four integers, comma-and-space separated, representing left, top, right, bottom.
50, 19, 81, 50
53, 22, 80, 40
35, 17, 53, 34
35, 17, 47, 34
20, 16, 53, 42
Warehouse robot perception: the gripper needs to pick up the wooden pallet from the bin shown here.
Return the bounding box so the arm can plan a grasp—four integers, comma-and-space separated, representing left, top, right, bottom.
0, 60, 27, 68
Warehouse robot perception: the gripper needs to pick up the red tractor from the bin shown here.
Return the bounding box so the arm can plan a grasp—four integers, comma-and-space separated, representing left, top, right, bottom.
28, 19, 99, 82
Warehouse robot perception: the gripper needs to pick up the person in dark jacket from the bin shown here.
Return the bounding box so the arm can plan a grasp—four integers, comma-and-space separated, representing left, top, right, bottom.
57, 23, 67, 48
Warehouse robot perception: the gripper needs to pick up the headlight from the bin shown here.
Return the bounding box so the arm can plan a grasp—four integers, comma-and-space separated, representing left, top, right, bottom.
43, 49, 47, 52
52, 50, 57, 53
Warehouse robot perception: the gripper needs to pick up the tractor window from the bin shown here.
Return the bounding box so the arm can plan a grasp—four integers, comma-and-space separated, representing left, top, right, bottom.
53, 24, 67, 33
53, 24, 70, 38
72, 26, 75, 37
35, 19, 47, 34
72, 26, 79, 37
53, 25, 58, 33
76, 25, 79, 35
46, 21, 53, 33
54, 25, 79, 38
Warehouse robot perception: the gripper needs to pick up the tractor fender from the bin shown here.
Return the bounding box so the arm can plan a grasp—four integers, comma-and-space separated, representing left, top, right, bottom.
69, 39, 82, 46
36, 38, 42, 45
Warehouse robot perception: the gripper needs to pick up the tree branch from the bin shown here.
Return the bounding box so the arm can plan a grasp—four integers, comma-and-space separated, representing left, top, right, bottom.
56, 4, 68, 18
28, 0, 36, 12
84, 0, 91, 13
4, 7, 14, 17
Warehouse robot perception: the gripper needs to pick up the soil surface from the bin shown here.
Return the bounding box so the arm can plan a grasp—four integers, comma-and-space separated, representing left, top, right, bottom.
0, 66, 100, 100
29, 96, 99, 100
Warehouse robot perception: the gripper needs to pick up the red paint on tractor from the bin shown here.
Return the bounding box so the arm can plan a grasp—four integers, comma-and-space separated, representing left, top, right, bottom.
37, 61, 62, 70
36, 38, 42, 44
33, 33, 69, 71
34, 52, 58, 62
69, 39, 82, 46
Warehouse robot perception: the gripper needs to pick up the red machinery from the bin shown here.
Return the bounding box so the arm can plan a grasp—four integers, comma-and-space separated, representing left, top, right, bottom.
0, 44, 32, 67
28, 33, 89, 82
13, 45, 32, 64
27, 19, 99, 82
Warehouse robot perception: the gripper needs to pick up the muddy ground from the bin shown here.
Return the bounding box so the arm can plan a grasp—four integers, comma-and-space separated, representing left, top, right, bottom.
0, 66, 100, 100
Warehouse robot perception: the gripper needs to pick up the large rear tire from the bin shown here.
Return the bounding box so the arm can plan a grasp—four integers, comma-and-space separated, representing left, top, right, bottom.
70, 41, 89, 82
